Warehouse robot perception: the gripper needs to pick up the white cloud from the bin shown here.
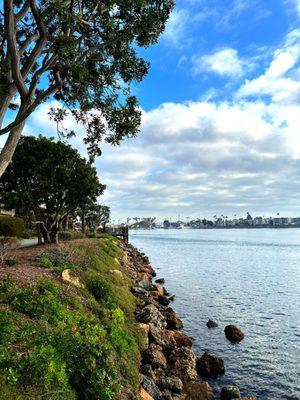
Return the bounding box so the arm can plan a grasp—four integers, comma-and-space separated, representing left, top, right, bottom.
162, 9, 190, 47
11, 26, 300, 220
192, 48, 245, 77
237, 29, 300, 101
285, 0, 300, 17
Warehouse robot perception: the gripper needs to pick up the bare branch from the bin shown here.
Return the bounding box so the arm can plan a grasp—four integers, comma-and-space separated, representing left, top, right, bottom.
4, 0, 28, 98
15, 0, 30, 22
21, 0, 47, 77
0, 70, 62, 136
19, 32, 39, 55
28, 54, 58, 97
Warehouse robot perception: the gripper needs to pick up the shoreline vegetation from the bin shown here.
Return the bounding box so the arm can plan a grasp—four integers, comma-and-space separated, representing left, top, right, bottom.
0, 236, 256, 400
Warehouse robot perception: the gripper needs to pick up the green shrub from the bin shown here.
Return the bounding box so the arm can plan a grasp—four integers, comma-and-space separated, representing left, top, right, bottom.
0, 216, 24, 237
58, 231, 85, 241
86, 276, 115, 307
0, 280, 116, 399
36, 248, 69, 268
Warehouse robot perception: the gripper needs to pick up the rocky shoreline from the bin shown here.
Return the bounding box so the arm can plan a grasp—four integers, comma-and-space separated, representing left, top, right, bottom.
119, 242, 256, 400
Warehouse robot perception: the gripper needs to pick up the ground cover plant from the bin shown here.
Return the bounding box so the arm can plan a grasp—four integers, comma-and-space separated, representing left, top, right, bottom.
0, 237, 143, 400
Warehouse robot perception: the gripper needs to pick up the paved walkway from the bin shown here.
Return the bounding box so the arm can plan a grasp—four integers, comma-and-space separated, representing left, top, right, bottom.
20, 238, 39, 248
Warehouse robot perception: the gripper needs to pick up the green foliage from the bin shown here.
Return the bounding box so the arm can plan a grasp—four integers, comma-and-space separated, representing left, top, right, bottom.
0, 0, 174, 175
0, 216, 24, 237
0, 238, 142, 398
0, 136, 105, 244
59, 231, 85, 241
86, 276, 115, 307
36, 248, 69, 268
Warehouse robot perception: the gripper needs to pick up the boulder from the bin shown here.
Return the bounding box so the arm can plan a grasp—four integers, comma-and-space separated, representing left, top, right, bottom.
220, 385, 241, 400
155, 278, 165, 284
164, 308, 183, 330
61, 269, 84, 288
140, 388, 155, 400
110, 269, 123, 278
141, 364, 156, 380
183, 381, 215, 400
143, 344, 168, 369
169, 347, 197, 381
206, 319, 218, 328
169, 295, 176, 302
139, 323, 150, 348
167, 330, 192, 348
149, 325, 170, 348
224, 325, 245, 342
141, 375, 162, 400
156, 284, 165, 296
138, 274, 152, 289
196, 352, 225, 377
157, 377, 183, 393
136, 305, 167, 329
161, 390, 173, 400
156, 295, 171, 306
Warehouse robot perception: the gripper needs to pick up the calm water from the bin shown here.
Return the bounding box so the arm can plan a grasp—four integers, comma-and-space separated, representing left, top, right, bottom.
130, 229, 300, 400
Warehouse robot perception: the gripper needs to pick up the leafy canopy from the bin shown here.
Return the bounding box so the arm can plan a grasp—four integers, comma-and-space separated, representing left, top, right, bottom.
0, 0, 174, 161
0, 135, 104, 225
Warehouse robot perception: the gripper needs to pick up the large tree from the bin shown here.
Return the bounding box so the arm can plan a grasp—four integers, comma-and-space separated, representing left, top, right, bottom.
78, 202, 110, 232
0, 0, 174, 177
0, 135, 105, 243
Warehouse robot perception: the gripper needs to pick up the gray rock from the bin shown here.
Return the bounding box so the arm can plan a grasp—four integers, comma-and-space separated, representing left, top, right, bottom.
157, 377, 183, 393
220, 385, 241, 400
197, 352, 225, 377
169, 347, 197, 381
143, 344, 167, 370
141, 375, 162, 400
138, 278, 152, 290
136, 304, 167, 329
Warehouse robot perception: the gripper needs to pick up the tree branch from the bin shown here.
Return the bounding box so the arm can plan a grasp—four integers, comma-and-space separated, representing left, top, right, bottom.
0, 71, 62, 136
21, 0, 47, 77
4, 0, 28, 98
15, 0, 30, 22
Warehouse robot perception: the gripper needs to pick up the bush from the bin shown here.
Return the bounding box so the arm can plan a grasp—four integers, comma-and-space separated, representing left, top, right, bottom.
0, 237, 19, 265
0, 279, 118, 400
59, 231, 85, 241
36, 248, 69, 268
0, 216, 24, 237
86, 276, 116, 307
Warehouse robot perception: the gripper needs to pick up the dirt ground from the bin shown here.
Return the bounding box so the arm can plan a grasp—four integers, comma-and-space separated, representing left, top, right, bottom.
0, 244, 57, 285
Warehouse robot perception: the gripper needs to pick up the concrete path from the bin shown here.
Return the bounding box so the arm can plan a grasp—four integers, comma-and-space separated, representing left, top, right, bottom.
20, 238, 39, 248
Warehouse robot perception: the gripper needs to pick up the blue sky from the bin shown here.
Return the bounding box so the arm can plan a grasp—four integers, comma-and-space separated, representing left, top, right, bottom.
2, 0, 300, 221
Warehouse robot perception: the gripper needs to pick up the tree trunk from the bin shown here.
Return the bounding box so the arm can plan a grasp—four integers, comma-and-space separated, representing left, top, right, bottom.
0, 121, 25, 177
81, 214, 86, 233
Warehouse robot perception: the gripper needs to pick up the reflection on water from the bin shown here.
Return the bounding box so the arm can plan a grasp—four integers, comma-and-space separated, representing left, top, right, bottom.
130, 229, 300, 400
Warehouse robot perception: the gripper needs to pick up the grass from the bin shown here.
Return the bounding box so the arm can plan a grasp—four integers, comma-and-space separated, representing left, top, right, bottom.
0, 236, 143, 400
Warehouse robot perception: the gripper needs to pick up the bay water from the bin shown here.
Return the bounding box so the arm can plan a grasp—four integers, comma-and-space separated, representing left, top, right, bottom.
130, 229, 300, 400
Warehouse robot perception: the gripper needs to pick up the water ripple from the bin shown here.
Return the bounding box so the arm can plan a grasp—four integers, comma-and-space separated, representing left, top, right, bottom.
131, 229, 300, 400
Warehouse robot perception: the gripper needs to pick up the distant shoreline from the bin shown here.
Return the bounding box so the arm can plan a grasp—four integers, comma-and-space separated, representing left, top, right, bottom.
130, 225, 300, 230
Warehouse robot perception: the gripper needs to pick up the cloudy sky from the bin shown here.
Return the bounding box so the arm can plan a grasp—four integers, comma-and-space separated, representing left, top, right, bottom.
3, 0, 300, 221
